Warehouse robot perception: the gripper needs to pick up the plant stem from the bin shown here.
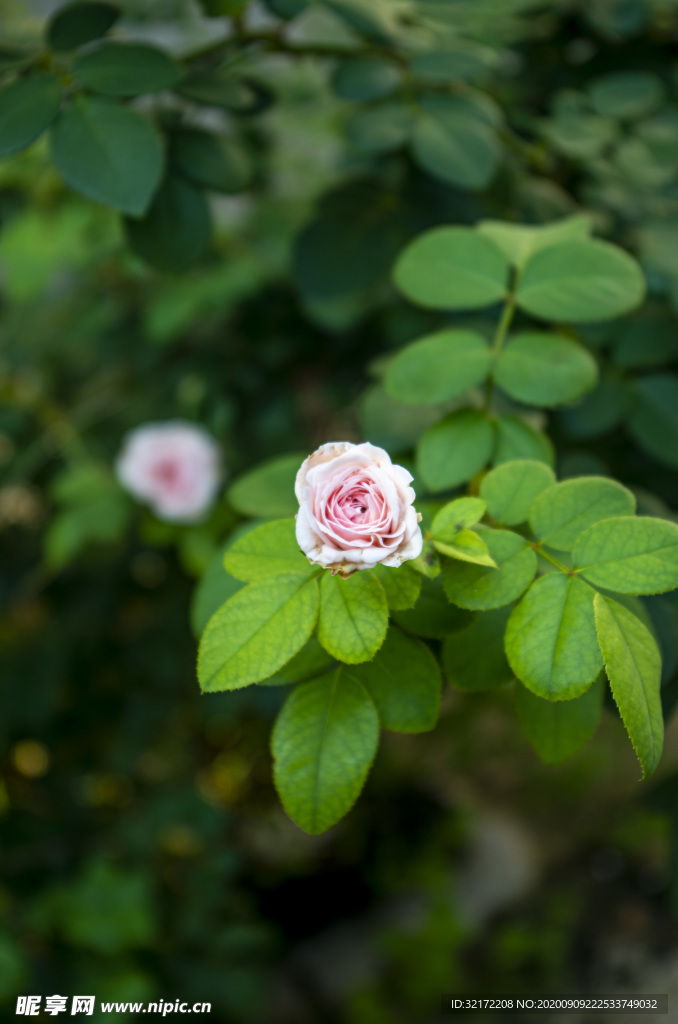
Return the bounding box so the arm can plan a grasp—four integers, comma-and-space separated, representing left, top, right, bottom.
484, 295, 515, 413
532, 544, 572, 574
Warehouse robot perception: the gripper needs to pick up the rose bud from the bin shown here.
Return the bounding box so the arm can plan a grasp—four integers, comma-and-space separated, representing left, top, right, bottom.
295, 441, 423, 576
115, 420, 222, 523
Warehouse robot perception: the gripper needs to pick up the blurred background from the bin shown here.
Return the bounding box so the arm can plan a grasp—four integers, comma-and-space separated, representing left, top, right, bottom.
3, 0, 678, 1020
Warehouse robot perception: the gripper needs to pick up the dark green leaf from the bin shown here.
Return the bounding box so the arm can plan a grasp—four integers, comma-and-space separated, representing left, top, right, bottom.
332, 57, 400, 100
74, 42, 181, 97
346, 102, 413, 153
411, 95, 500, 190
588, 72, 664, 119
0, 73, 62, 158
47, 2, 120, 51
125, 175, 212, 273
515, 675, 604, 764
442, 606, 513, 690
51, 97, 163, 216
629, 375, 678, 469
391, 576, 473, 637
259, 636, 335, 686
346, 627, 441, 732
170, 129, 251, 194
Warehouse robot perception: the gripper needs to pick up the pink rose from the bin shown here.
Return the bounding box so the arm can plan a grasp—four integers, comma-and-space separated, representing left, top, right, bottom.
295, 441, 423, 575
115, 421, 222, 523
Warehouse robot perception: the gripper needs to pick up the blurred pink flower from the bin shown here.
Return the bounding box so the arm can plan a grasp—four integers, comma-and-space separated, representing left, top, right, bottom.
295, 441, 423, 576
116, 421, 222, 523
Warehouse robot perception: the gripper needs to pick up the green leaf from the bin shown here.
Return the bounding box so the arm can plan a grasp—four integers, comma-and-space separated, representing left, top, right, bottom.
0, 73, 62, 158
393, 227, 509, 311
516, 239, 646, 323
574, 516, 678, 595
409, 45, 497, 83
325, 0, 396, 42
588, 72, 664, 120
272, 668, 379, 834
51, 97, 163, 216
265, 0, 308, 15
417, 410, 494, 492
346, 627, 441, 732
505, 574, 603, 700
125, 174, 211, 272
224, 519, 311, 581
360, 383, 450, 453
178, 73, 268, 113
258, 636, 335, 686
317, 571, 388, 664
530, 476, 636, 552
411, 94, 500, 190
346, 102, 413, 153
294, 180, 413, 304
493, 415, 554, 467
332, 57, 400, 100
190, 546, 243, 636
434, 529, 496, 568
170, 129, 251, 194
514, 675, 604, 764
477, 215, 592, 268
73, 42, 181, 97
441, 529, 537, 610
373, 562, 422, 610
385, 329, 492, 406
594, 593, 663, 778
391, 576, 473, 638
228, 453, 304, 517
198, 573, 319, 691
480, 459, 555, 526
494, 332, 598, 407
442, 606, 513, 690
559, 370, 629, 440
431, 497, 487, 539
197, 0, 249, 13
540, 112, 617, 159
629, 375, 678, 469
47, 2, 120, 51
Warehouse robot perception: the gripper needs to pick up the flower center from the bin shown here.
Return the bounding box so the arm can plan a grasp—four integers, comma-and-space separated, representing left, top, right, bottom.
339, 487, 373, 524
151, 458, 182, 488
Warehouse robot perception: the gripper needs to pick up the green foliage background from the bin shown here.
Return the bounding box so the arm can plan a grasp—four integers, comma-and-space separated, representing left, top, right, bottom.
3, 0, 678, 1019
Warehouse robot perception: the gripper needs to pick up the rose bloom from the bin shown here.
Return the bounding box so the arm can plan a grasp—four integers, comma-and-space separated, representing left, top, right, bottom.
115, 421, 222, 523
295, 441, 423, 576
